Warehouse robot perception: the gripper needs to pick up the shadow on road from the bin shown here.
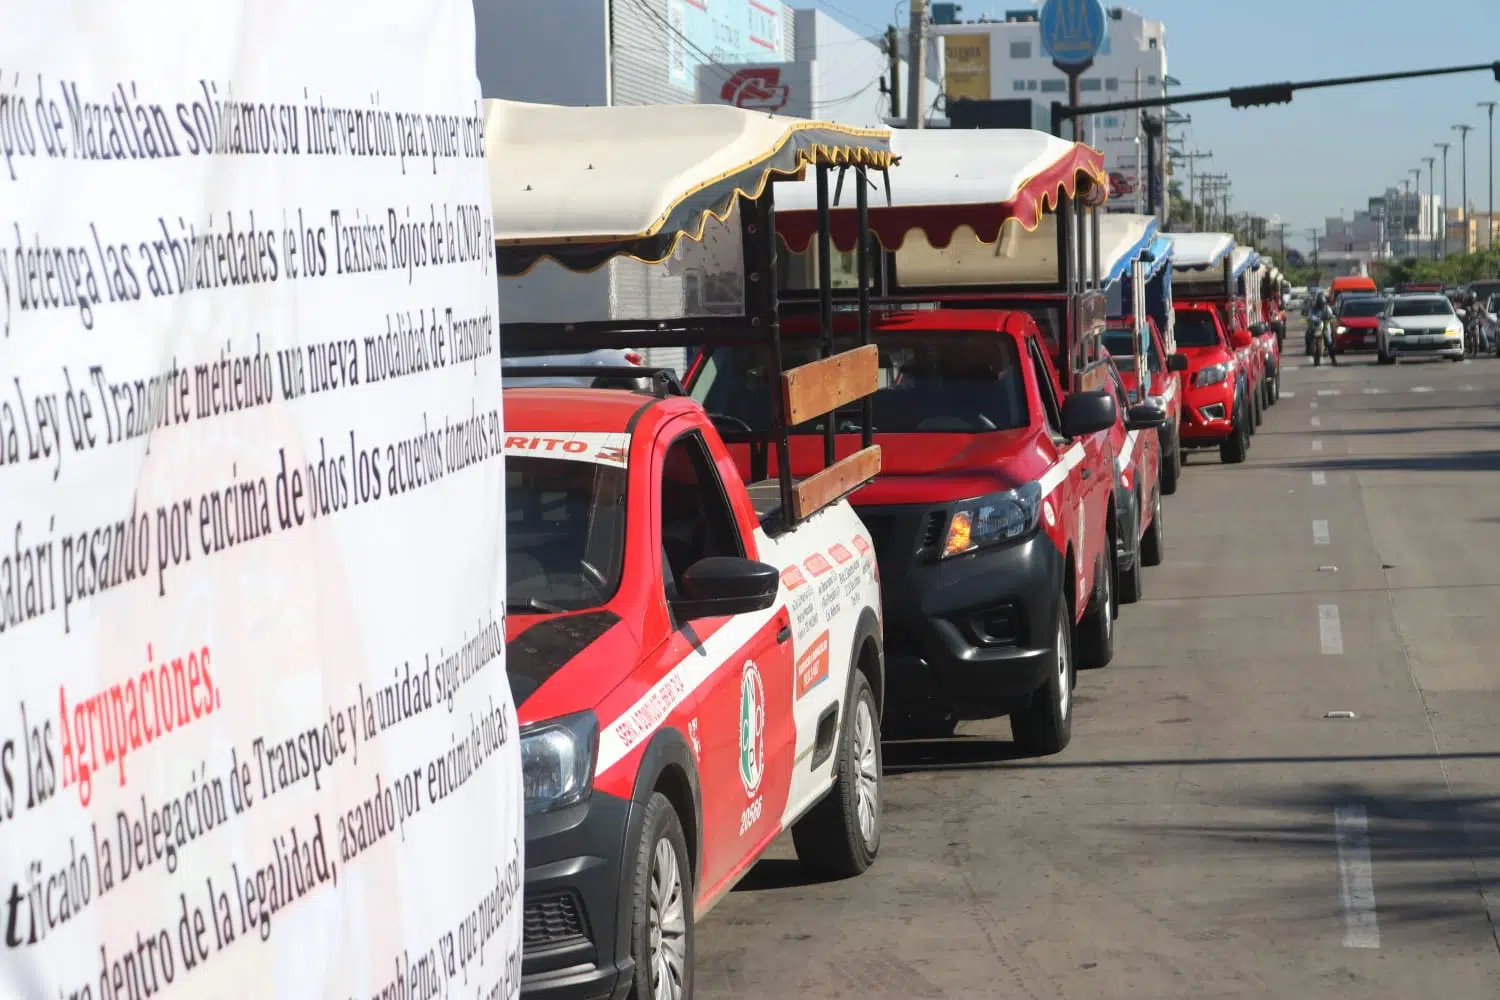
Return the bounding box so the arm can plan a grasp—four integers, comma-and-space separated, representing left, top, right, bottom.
882, 748, 1500, 777
1285, 451, 1500, 473
1121, 779, 1500, 928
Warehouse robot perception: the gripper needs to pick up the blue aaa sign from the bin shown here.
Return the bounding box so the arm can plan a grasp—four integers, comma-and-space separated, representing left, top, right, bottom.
1039, 0, 1107, 68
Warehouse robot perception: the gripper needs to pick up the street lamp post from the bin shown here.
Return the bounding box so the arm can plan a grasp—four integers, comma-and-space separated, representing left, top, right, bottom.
1436, 141, 1451, 255
1479, 102, 1497, 250
1410, 168, 1424, 256
1403, 175, 1414, 258
1454, 123, 1474, 253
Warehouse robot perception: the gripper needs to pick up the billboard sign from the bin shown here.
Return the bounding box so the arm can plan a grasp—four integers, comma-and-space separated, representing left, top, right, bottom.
944, 34, 993, 102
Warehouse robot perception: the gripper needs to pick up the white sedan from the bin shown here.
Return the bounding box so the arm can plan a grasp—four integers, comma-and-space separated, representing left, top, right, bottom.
1377, 294, 1465, 364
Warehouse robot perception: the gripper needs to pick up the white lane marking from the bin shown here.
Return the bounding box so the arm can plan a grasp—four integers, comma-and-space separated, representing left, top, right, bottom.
1312, 471, 1327, 486
1412, 386, 1434, 393
1310, 401, 1320, 410
1335, 805, 1380, 949
1461, 384, 1476, 392
1318, 389, 1340, 397
1312, 440, 1324, 451
1037, 442, 1087, 499
1281, 390, 1297, 398
1363, 388, 1385, 395
1313, 520, 1330, 545
1319, 604, 1344, 654
1310, 416, 1322, 427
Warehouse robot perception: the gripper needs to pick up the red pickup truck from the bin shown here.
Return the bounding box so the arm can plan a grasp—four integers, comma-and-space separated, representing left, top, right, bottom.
1172, 302, 1253, 464
690, 305, 1167, 751
1105, 317, 1188, 494
758, 128, 1170, 750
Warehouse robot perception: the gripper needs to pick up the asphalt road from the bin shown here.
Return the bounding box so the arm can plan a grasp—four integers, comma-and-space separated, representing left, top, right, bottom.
697, 325, 1500, 999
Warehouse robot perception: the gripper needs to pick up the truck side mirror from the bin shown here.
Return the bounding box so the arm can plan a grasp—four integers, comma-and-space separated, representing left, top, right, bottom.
1059, 390, 1118, 438
1231, 330, 1254, 350
670, 556, 780, 620
1125, 402, 1167, 431
1249, 322, 1268, 335
1166, 353, 1189, 373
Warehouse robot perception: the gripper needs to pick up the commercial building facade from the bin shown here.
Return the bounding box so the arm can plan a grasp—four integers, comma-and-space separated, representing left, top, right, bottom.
931, 6, 1169, 214
476, 0, 936, 371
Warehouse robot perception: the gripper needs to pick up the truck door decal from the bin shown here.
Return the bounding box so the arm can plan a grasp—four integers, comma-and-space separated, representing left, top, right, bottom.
1037, 442, 1087, 498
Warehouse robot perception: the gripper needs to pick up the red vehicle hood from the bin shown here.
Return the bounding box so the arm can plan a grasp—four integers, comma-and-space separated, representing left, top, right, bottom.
853, 429, 1044, 505
1176, 344, 1231, 370
505, 608, 641, 725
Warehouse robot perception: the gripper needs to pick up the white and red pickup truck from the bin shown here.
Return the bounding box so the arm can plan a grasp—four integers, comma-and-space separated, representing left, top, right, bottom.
486, 98, 897, 1000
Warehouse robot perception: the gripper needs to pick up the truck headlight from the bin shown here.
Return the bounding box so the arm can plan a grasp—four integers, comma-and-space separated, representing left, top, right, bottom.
1386, 326, 1405, 337
1336, 325, 1348, 335
1193, 363, 1229, 388
943, 482, 1043, 557
521, 710, 598, 816
1446, 322, 1463, 336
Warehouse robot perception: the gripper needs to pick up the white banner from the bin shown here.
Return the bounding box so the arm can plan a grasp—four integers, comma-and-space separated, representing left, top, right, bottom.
0, 3, 522, 999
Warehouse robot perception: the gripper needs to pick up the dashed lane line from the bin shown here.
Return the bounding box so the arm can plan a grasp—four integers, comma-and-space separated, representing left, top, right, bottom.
1313, 520, 1330, 545
1335, 804, 1380, 949
1312, 471, 1327, 486
1319, 605, 1344, 655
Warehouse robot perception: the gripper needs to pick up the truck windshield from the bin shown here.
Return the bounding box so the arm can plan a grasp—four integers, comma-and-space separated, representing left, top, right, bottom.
507, 456, 627, 613
693, 331, 1028, 434
1391, 298, 1454, 317
1174, 311, 1222, 348
1102, 329, 1161, 371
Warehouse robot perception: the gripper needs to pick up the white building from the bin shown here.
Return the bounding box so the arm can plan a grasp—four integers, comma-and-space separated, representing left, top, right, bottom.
475, 0, 936, 371
930, 6, 1168, 213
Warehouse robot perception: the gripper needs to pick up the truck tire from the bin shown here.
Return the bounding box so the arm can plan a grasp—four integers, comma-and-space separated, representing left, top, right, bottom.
792, 671, 882, 878
1160, 429, 1181, 496
1220, 408, 1249, 464
1377, 350, 1394, 365
1117, 494, 1144, 605
1010, 588, 1074, 756
1075, 545, 1116, 670
1251, 384, 1263, 428
626, 792, 694, 1000
1140, 486, 1164, 567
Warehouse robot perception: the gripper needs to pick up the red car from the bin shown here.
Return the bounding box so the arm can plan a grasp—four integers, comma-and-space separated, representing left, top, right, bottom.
1103, 317, 1189, 494
1173, 302, 1253, 464
1100, 355, 1164, 604
1334, 294, 1386, 353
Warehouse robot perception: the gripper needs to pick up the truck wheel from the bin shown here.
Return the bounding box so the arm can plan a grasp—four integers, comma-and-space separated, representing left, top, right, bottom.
626, 793, 694, 1000
1160, 441, 1180, 496
1251, 385, 1263, 428
1075, 545, 1116, 670
1117, 495, 1143, 605
1220, 412, 1249, 464
1272, 368, 1281, 403
1377, 349, 1393, 365
792, 671, 882, 878
1010, 588, 1074, 756
1140, 487, 1164, 567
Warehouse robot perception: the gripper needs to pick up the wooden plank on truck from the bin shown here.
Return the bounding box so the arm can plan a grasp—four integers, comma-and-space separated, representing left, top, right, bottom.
781, 344, 880, 426
791, 445, 882, 521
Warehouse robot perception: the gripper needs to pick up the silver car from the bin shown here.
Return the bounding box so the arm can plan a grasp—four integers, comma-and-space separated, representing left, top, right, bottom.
1377, 294, 1465, 364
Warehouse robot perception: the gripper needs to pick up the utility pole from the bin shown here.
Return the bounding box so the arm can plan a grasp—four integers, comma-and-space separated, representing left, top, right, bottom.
1454, 123, 1474, 252
1403, 175, 1414, 258
1179, 150, 1212, 230
1423, 156, 1438, 260
906, 0, 927, 129
1306, 227, 1322, 271
884, 25, 902, 122
1404, 167, 1416, 254
1132, 69, 1143, 214
1479, 101, 1497, 250
1436, 141, 1451, 255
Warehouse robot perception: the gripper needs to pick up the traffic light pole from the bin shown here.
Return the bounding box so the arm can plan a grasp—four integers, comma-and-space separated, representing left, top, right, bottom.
1050, 60, 1500, 135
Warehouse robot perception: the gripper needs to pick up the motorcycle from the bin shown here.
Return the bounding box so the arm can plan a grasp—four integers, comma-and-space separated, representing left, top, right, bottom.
1309, 315, 1336, 366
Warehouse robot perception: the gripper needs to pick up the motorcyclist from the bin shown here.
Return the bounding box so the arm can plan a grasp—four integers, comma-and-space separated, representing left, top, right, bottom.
1308, 290, 1338, 365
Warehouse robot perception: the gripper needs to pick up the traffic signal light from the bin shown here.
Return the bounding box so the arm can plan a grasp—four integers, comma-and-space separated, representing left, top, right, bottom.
1229, 83, 1294, 109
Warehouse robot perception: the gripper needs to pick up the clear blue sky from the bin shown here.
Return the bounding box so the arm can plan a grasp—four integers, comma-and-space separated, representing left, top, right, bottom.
801, 0, 1500, 248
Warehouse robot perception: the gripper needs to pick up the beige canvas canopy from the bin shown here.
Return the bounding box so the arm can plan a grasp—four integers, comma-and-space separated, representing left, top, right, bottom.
893, 211, 1157, 288
484, 99, 896, 276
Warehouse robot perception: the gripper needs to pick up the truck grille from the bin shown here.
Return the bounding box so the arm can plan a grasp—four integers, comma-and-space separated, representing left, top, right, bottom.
523, 892, 587, 950
858, 508, 949, 570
